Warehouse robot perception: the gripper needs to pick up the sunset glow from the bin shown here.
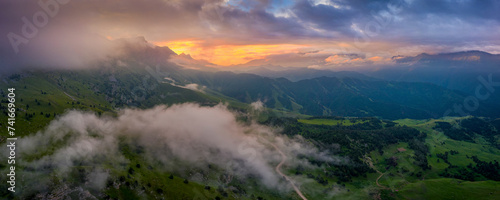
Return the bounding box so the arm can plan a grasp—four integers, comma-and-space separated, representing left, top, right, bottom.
156, 40, 307, 66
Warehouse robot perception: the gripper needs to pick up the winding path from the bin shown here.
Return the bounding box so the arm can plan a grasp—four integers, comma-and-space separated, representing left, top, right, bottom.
365, 156, 389, 190
375, 172, 387, 189
268, 141, 308, 200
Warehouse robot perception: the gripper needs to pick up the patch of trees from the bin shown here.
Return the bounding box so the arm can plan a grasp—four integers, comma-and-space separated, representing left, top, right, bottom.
434, 122, 473, 142
272, 118, 422, 156
326, 164, 373, 182
264, 116, 429, 182
435, 118, 500, 149
439, 156, 500, 181
386, 157, 398, 167
436, 152, 449, 164
409, 138, 431, 170
382, 120, 397, 128
307, 173, 329, 185
461, 118, 496, 137
436, 150, 459, 165
24, 112, 36, 120
461, 117, 499, 148
469, 156, 500, 181
440, 165, 478, 181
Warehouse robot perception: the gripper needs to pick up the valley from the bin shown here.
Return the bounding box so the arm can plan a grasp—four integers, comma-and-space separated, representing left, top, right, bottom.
1, 68, 499, 200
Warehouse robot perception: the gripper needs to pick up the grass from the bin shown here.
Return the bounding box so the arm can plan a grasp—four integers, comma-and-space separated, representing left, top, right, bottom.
298, 118, 367, 126
359, 117, 500, 199
294, 116, 500, 200
393, 118, 432, 126
398, 178, 500, 200
0, 71, 294, 199
410, 119, 500, 167
0, 73, 113, 137
395, 118, 500, 165
2, 71, 500, 199
106, 159, 224, 200
110, 142, 300, 200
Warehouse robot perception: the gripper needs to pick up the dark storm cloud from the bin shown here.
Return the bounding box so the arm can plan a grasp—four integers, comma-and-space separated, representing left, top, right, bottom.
382, 0, 500, 44
291, 0, 358, 35
403, 0, 500, 21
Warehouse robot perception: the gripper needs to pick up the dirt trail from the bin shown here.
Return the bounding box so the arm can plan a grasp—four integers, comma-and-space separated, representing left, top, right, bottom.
63, 92, 76, 101
365, 156, 389, 190
266, 140, 308, 200
375, 172, 386, 189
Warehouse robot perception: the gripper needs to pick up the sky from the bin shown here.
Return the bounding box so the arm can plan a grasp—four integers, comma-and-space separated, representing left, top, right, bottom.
1, 0, 499, 70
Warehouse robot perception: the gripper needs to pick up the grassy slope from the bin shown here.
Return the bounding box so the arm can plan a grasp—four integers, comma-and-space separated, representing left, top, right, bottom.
396, 118, 500, 176
277, 117, 500, 200
0, 71, 305, 199
2, 71, 499, 199
384, 118, 500, 199
298, 118, 367, 126
0, 73, 113, 137
399, 178, 500, 200
105, 142, 302, 200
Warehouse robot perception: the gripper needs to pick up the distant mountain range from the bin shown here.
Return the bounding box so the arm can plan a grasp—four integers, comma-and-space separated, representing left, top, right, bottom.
164, 49, 500, 119
366, 51, 500, 94
5, 37, 499, 119
171, 69, 499, 119
232, 66, 377, 82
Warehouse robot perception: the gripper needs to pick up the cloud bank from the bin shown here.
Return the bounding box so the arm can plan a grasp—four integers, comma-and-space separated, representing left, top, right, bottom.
1, 103, 340, 197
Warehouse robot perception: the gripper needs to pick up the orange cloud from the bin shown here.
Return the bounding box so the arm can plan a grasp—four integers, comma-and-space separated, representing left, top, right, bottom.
325, 55, 348, 63
368, 56, 383, 62
155, 40, 306, 66
325, 55, 364, 64
324, 55, 390, 67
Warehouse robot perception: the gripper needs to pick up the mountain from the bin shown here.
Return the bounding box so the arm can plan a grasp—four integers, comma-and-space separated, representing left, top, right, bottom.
234, 67, 376, 82
7, 40, 499, 121
394, 50, 500, 65
364, 51, 500, 117
169, 70, 496, 119
2, 41, 500, 200
75, 42, 497, 120
367, 51, 500, 94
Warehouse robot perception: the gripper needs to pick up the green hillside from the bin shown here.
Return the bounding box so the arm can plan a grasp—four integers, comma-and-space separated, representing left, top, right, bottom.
0, 69, 499, 200
172, 70, 497, 119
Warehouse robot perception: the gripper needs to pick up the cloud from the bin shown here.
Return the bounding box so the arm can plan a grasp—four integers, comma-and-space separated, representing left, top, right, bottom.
166, 80, 207, 93
182, 83, 206, 92
0, 0, 499, 73
232, 51, 393, 70
1, 103, 341, 196
325, 54, 363, 64
235, 50, 331, 68
250, 100, 265, 111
